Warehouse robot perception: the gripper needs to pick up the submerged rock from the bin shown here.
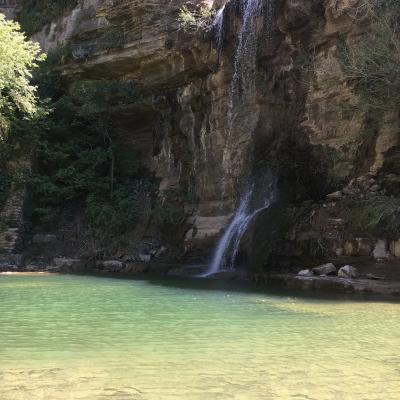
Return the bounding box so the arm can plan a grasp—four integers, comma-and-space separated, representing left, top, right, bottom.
338, 265, 358, 279
312, 263, 337, 276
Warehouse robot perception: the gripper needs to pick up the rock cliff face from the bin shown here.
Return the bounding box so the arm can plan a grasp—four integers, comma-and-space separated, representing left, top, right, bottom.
0, 0, 20, 19
3, 0, 400, 269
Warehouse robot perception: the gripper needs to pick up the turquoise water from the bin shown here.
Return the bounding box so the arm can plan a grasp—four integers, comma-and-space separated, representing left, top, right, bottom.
0, 274, 399, 400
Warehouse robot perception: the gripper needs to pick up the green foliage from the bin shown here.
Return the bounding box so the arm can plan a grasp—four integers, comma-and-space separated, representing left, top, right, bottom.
350, 196, 400, 237
17, 0, 78, 36
70, 26, 127, 61
178, 5, 215, 31
31, 72, 156, 236
0, 14, 44, 144
0, 172, 11, 210
46, 45, 73, 66
153, 189, 187, 226
339, 0, 400, 111
86, 182, 153, 230
98, 25, 126, 50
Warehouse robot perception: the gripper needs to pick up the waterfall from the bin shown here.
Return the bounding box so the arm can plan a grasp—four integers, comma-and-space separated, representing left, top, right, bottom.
231, 0, 264, 105
204, 172, 276, 276
213, 5, 226, 55
204, 0, 276, 277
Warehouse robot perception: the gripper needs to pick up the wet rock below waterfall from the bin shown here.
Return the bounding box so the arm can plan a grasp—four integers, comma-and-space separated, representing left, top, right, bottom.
338, 265, 358, 279
312, 263, 337, 276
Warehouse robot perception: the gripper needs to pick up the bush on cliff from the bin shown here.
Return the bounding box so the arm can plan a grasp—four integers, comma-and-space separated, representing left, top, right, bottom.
178, 5, 215, 31
350, 195, 400, 237
340, 0, 400, 111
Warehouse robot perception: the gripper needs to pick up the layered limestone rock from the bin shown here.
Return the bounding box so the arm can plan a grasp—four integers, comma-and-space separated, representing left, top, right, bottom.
4, 0, 399, 267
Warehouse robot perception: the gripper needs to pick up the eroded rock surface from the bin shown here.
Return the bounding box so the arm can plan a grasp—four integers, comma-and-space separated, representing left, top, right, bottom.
2, 0, 400, 272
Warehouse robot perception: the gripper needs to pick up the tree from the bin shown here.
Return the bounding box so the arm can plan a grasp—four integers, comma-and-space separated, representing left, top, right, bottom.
0, 13, 44, 143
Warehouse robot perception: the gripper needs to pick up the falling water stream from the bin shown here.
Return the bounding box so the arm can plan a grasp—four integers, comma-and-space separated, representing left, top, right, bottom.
231, 0, 264, 102
206, 173, 276, 276
213, 4, 226, 55
206, 0, 275, 276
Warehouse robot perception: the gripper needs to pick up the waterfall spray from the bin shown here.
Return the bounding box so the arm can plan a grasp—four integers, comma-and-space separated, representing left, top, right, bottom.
204, 172, 276, 276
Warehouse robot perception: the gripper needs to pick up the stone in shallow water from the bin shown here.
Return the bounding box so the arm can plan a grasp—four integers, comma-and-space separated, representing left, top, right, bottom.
312, 263, 337, 276
338, 265, 358, 279
297, 269, 314, 277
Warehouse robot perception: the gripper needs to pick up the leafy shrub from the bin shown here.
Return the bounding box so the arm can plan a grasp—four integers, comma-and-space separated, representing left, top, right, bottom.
350, 196, 400, 237
98, 25, 126, 50
339, 0, 400, 111
178, 5, 215, 31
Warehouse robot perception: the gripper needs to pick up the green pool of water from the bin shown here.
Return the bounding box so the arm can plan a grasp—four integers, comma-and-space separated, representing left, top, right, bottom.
0, 274, 399, 400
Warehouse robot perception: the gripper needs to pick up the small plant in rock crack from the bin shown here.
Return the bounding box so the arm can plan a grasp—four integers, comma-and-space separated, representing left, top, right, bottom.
178, 5, 215, 32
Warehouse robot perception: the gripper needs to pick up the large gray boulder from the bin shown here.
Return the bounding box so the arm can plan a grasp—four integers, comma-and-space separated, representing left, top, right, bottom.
338, 265, 358, 279
312, 263, 337, 276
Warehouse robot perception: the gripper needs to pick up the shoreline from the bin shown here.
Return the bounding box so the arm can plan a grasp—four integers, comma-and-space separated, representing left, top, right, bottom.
2, 266, 400, 300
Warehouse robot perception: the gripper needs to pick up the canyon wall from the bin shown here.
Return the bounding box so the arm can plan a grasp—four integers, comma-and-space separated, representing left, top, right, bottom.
2, 0, 400, 270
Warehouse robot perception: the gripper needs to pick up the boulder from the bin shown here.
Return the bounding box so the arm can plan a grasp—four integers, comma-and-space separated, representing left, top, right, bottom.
297, 269, 314, 277
97, 260, 125, 272
312, 263, 337, 276
338, 265, 358, 279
